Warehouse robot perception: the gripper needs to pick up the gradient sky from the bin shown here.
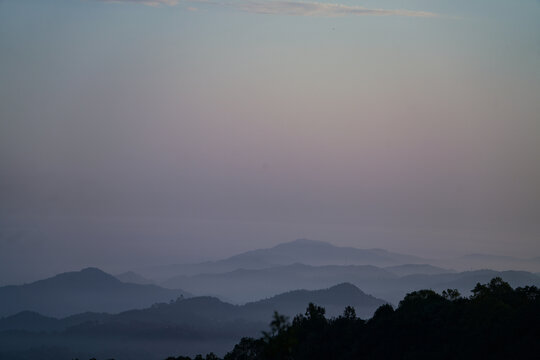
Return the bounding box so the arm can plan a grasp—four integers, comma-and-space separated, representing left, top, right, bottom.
1, 0, 539, 284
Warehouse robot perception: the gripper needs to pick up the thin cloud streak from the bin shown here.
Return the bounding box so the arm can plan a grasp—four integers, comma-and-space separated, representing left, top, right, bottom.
94, 0, 437, 18
220, 1, 437, 18
96, 0, 179, 6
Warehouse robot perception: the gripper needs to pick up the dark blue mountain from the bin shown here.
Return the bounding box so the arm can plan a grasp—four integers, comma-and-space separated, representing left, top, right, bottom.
141, 239, 427, 279
0, 268, 191, 317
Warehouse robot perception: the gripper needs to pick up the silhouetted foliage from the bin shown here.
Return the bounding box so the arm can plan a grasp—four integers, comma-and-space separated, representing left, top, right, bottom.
166, 354, 219, 360
217, 278, 539, 360
341, 305, 356, 320
371, 303, 394, 320
442, 288, 461, 300
262, 311, 289, 339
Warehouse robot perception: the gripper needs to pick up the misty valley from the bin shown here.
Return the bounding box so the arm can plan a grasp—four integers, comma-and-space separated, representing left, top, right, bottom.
2, 0, 540, 358
0, 240, 539, 359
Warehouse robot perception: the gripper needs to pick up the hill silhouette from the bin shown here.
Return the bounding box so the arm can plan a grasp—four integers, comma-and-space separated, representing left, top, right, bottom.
3, 279, 537, 360
217, 278, 540, 360
384, 263, 454, 276
242, 283, 385, 319
141, 239, 427, 279
0, 283, 385, 333
0, 283, 385, 360
0, 311, 112, 332
160, 262, 540, 304
141, 239, 540, 284
162, 263, 395, 303
0, 268, 191, 317
0, 284, 385, 360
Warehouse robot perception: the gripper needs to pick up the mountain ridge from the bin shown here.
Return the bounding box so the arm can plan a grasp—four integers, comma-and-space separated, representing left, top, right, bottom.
161, 264, 540, 305
140, 239, 428, 280
0, 268, 191, 318
0, 282, 386, 333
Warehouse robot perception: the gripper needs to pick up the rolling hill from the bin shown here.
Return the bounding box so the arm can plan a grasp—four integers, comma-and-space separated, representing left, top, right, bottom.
161, 264, 540, 305
384, 264, 455, 276
141, 239, 428, 280
0, 283, 386, 360
0, 282, 386, 333
0, 268, 191, 317
162, 263, 396, 303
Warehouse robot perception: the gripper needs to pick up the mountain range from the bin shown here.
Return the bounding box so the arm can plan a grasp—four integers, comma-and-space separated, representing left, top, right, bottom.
1, 239, 539, 359
140, 239, 428, 280
160, 263, 540, 304
0, 283, 385, 360
140, 239, 540, 282
0, 282, 385, 332
0, 267, 191, 318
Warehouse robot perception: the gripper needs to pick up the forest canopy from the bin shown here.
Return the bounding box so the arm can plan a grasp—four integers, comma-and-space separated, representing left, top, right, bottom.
165, 277, 540, 360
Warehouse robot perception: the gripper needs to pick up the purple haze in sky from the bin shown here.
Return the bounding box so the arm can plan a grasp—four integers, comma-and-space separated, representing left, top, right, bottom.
1, 0, 539, 284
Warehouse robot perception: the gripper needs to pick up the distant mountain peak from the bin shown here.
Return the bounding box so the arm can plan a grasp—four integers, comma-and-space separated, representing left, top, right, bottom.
323, 282, 370, 297
80, 267, 109, 275
328, 282, 362, 291
247, 282, 385, 314
143, 238, 429, 281
274, 238, 332, 248
51, 267, 120, 284
0, 268, 190, 317
292, 238, 327, 244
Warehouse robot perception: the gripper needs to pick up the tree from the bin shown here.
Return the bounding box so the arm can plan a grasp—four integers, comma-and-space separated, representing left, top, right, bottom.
371, 303, 394, 321
304, 303, 325, 321
442, 288, 461, 300
262, 311, 289, 340
342, 305, 356, 320
471, 277, 513, 299
224, 337, 263, 360
173, 278, 540, 360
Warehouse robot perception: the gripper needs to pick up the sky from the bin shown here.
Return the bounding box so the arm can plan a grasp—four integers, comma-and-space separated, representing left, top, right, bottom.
0, 0, 539, 285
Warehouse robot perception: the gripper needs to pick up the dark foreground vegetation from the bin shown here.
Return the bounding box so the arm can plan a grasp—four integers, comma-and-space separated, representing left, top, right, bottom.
166, 278, 539, 360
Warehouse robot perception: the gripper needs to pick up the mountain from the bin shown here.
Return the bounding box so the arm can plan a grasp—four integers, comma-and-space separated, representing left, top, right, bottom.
445, 253, 540, 272
95, 282, 383, 326
161, 263, 540, 305
242, 282, 385, 319
115, 271, 155, 285
229, 239, 425, 267
139, 240, 540, 282
384, 264, 454, 276
0, 283, 386, 335
141, 239, 428, 280
0, 311, 111, 332
0, 283, 385, 333
0, 268, 191, 317
0, 284, 386, 360
0, 311, 64, 332
162, 263, 397, 303
373, 269, 540, 304
219, 279, 540, 360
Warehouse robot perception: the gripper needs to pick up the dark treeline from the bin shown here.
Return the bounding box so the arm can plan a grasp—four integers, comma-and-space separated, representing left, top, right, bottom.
165, 277, 539, 360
